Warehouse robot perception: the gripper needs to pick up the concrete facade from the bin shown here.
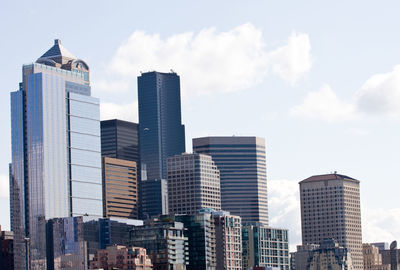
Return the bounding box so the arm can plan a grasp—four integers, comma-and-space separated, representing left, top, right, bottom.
299, 173, 363, 270
167, 153, 221, 215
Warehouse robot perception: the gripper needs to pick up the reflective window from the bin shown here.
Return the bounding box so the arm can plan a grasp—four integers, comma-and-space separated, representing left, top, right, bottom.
70, 132, 100, 152
71, 165, 101, 184
70, 148, 101, 168
71, 181, 102, 200
69, 100, 99, 120
70, 116, 99, 136
71, 197, 102, 216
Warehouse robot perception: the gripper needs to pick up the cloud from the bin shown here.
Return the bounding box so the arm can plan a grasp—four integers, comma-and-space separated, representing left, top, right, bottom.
356, 65, 400, 115
291, 84, 357, 121
269, 32, 312, 85
100, 101, 138, 122
0, 174, 9, 199
107, 23, 311, 96
292, 66, 400, 121
268, 179, 301, 251
362, 207, 400, 244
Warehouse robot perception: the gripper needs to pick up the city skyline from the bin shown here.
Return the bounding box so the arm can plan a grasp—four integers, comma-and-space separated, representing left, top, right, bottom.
1, 0, 400, 251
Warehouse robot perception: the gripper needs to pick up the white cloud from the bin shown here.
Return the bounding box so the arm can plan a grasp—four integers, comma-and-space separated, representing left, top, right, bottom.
100, 101, 138, 122
362, 207, 400, 244
356, 65, 400, 115
269, 32, 312, 85
268, 179, 301, 251
107, 23, 311, 96
293, 66, 400, 121
0, 174, 9, 199
291, 84, 357, 121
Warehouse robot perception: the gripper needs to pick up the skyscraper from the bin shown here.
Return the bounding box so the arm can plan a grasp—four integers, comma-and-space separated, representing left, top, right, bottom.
167, 153, 221, 215
100, 119, 139, 163
138, 71, 185, 180
10, 39, 102, 269
193, 136, 268, 225
299, 173, 363, 270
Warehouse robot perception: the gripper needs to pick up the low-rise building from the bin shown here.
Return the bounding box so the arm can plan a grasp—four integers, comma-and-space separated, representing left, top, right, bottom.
90, 245, 152, 270
242, 224, 289, 270
0, 225, 13, 270
307, 239, 353, 270
130, 218, 189, 270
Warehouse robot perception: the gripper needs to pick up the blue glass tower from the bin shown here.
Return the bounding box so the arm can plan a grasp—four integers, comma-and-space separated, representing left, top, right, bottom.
10, 39, 102, 269
138, 71, 185, 180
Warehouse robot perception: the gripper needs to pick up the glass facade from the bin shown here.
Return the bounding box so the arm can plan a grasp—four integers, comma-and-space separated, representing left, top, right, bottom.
10, 40, 102, 269
100, 119, 139, 163
138, 71, 186, 181
176, 213, 217, 270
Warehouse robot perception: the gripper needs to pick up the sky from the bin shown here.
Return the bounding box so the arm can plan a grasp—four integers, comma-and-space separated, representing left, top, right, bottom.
1, 0, 400, 250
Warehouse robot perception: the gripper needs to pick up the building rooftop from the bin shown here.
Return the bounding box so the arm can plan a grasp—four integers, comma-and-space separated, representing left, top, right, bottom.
300, 173, 359, 184
38, 39, 76, 60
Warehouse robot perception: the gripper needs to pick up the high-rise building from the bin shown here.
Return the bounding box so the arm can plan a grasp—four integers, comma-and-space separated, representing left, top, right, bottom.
100, 119, 139, 163
193, 136, 268, 225
141, 179, 169, 219
242, 225, 289, 270
213, 211, 242, 270
175, 210, 217, 270
129, 219, 189, 270
299, 173, 363, 270
10, 39, 102, 269
102, 157, 138, 219
138, 71, 185, 181
167, 153, 221, 215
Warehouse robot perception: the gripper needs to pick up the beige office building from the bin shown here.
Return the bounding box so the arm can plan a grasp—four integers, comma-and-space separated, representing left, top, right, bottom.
102, 157, 138, 219
299, 173, 363, 270
167, 153, 221, 215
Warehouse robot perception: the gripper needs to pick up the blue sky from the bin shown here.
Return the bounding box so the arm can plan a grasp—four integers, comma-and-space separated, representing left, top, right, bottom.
1, 0, 400, 248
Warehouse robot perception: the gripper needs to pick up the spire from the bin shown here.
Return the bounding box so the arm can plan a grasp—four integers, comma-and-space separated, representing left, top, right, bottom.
36, 39, 76, 64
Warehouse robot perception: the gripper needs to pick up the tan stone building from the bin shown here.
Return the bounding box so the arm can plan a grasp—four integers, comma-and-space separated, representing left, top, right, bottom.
167, 153, 221, 215
299, 173, 363, 270
102, 157, 139, 219
363, 244, 390, 270
90, 245, 153, 270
